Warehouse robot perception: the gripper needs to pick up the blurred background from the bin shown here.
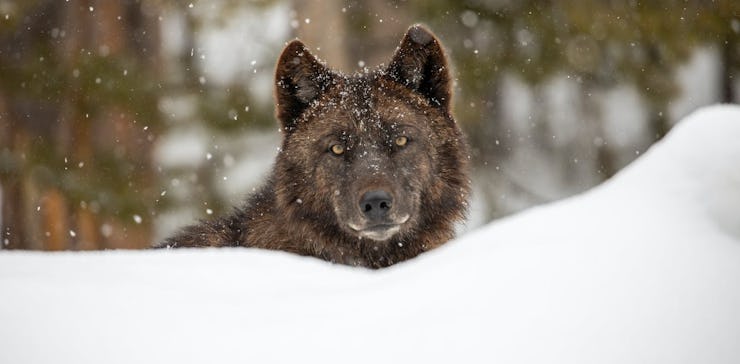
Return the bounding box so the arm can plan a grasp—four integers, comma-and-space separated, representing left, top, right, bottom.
0, 0, 737, 250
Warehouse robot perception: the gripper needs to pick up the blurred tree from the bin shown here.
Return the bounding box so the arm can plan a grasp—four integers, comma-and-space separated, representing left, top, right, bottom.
407, 0, 737, 218
292, 0, 410, 72
152, 1, 282, 238
693, 0, 739, 103
1, 0, 736, 247
0, 0, 161, 249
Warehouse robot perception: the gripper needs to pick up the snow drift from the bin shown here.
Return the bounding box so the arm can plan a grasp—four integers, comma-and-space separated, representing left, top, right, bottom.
1, 105, 739, 364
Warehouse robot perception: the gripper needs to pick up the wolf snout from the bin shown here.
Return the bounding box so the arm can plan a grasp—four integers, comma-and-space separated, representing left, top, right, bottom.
360, 190, 393, 220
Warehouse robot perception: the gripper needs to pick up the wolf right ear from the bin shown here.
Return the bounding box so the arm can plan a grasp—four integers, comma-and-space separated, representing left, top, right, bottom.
386, 25, 452, 111
275, 40, 334, 132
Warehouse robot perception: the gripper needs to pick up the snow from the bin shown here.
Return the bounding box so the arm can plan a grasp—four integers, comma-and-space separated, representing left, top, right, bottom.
1, 105, 739, 363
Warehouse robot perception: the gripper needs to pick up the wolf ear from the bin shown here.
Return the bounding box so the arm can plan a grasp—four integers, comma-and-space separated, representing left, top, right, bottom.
386, 25, 452, 111
275, 40, 334, 131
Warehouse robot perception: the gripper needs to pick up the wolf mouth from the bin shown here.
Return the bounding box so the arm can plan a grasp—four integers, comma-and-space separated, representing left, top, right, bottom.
352, 224, 402, 241
348, 213, 409, 241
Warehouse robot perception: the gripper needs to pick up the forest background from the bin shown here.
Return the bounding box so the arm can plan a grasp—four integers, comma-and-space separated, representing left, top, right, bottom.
1, 0, 737, 250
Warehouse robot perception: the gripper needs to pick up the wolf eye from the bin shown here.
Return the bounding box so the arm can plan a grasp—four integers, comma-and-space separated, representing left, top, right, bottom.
394, 136, 408, 147
329, 144, 345, 155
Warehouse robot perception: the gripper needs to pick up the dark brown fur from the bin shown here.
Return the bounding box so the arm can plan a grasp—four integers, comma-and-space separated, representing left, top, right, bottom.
157, 25, 470, 268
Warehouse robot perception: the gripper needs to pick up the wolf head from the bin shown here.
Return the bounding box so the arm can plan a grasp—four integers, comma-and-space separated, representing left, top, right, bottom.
272, 25, 469, 247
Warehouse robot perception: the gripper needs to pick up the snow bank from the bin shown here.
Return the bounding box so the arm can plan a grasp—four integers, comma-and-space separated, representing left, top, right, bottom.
1, 105, 739, 364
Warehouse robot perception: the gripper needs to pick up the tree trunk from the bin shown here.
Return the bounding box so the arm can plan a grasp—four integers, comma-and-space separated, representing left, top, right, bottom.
41, 188, 68, 251
648, 104, 671, 142
293, 0, 409, 73
293, 0, 350, 71
720, 34, 737, 103
1, 177, 26, 249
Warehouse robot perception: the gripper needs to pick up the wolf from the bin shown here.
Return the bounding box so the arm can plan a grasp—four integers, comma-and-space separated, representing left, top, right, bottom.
158, 25, 470, 268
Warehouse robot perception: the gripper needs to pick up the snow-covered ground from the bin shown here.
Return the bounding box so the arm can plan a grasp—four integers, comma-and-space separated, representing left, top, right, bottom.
1, 105, 739, 363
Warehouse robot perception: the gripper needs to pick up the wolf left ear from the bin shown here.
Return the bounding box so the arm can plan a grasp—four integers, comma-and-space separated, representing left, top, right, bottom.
386, 25, 452, 111
275, 40, 334, 131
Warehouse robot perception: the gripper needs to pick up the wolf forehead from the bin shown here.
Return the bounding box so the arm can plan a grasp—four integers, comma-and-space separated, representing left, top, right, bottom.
293, 75, 441, 132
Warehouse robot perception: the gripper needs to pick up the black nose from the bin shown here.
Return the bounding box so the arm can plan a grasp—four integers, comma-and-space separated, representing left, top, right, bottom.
360, 190, 393, 220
